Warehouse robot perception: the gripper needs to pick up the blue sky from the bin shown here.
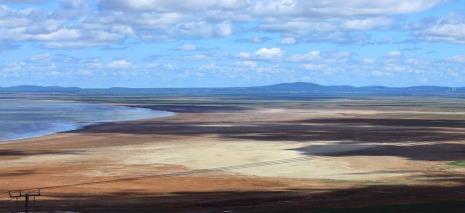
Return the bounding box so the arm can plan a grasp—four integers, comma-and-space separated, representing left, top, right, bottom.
0, 0, 465, 88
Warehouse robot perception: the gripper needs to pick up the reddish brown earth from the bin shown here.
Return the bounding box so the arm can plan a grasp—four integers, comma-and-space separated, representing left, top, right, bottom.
1, 103, 465, 212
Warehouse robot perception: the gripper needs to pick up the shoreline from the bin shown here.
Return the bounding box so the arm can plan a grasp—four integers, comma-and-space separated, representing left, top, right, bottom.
0, 99, 175, 144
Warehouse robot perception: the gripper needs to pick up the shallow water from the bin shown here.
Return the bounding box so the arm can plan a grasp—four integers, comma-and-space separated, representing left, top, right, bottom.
0, 99, 173, 142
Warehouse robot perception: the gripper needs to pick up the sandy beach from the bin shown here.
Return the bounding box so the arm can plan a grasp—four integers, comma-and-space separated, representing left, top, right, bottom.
1, 100, 465, 212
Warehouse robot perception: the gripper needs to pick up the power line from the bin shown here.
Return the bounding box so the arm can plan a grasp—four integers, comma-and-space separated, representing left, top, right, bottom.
3, 156, 321, 197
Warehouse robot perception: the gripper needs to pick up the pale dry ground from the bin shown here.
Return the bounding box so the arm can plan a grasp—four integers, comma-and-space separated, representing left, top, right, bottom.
0, 105, 465, 211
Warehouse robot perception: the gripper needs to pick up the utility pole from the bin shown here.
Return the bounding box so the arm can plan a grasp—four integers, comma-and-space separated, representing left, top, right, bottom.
8, 189, 41, 213
24, 193, 29, 213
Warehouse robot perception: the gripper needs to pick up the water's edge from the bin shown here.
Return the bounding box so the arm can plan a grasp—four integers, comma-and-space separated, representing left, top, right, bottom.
0, 100, 175, 143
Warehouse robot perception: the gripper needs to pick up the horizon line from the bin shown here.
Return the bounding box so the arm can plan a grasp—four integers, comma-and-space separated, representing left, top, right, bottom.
0, 82, 463, 90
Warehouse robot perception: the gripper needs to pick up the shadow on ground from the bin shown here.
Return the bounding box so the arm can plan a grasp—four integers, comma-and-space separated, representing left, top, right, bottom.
0, 149, 83, 158
136, 104, 248, 113
78, 118, 465, 143
2, 177, 465, 213
77, 117, 465, 161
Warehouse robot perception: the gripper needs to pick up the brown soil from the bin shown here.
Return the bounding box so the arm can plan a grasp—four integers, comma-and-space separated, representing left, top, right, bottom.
1, 105, 465, 212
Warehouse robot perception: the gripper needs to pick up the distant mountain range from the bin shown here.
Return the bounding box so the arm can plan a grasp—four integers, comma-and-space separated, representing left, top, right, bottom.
0, 82, 464, 97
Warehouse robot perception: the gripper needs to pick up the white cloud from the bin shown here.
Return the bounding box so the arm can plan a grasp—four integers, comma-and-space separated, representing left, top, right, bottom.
100, 0, 443, 17
176, 21, 234, 38
107, 60, 133, 69
185, 54, 210, 61
255, 47, 284, 59
97, 0, 444, 44
280, 36, 296, 44
330, 51, 352, 60
252, 0, 443, 17
361, 58, 376, 64
415, 13, 465, 44
237, 48, 285, 60
0, 5, 127, 48
0, 0, 43, 3
236, 60, 258, 68
303, 63, 326, 70
237, 52, 252, 59
290, 51, 320, 62
238, 36, 269, 43
177, 43, 197, 51
449, 55, 465, 63
111, 25, 135, 35
30, 53, 50, 62
388, 51, 402, 57
4, 50, 465, 87
260, 19, 314, 32
0, 0, 449, 48
343, 17, 392, 30
99, 0, 218, 12
216, 21, 233, 37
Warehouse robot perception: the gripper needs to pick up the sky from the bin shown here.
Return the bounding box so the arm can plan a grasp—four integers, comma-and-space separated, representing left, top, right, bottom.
0, 0, 465, 88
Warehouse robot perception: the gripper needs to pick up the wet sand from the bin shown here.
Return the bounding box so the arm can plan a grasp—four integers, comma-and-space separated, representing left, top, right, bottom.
1, 100, 465, 212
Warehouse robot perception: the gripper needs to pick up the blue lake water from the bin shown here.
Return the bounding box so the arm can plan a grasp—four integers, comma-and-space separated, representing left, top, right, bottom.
0, 99, 173, 142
